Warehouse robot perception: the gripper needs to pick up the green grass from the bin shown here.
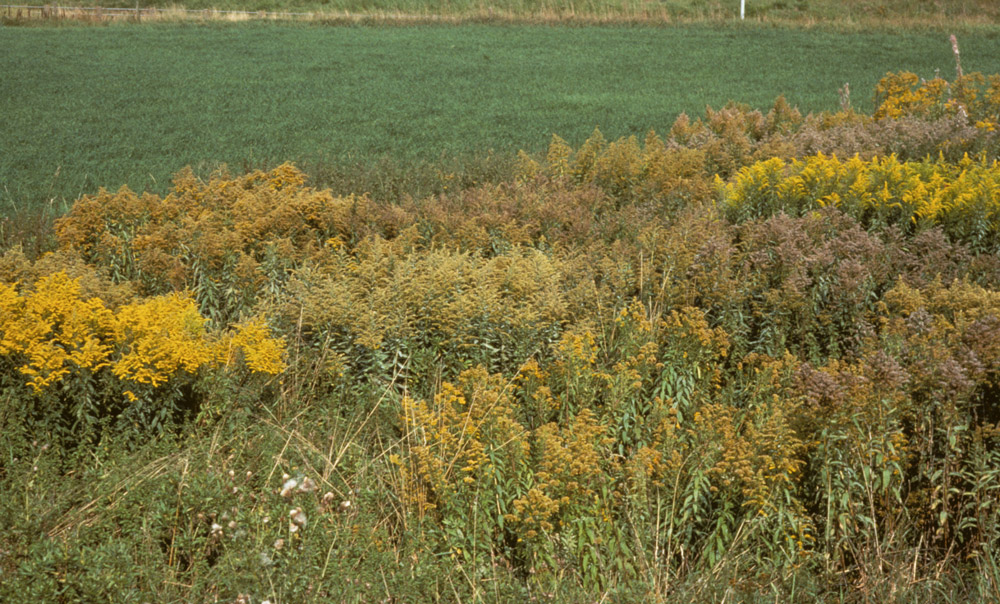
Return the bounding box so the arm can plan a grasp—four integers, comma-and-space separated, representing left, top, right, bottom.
3, 22, 1000, 210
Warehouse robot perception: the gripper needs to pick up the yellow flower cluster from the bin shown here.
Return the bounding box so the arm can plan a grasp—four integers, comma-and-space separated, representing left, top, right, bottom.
112, 293, 217, 387
400, 367, 528, 512
874, 72, 952, 120
227, 316, 288, 375
507, 409, 611, 539
288, 242, 568, 355
521, 128, 716, 203
722, 152, 1000, 246
53, 163, 374, 314
0, 272, 113, 390
0, 272, 286, 394
874, 71, 1000, 127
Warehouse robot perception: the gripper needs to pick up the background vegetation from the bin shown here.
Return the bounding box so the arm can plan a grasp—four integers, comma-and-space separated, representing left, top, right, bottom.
4, 23, 1000, 217
12, 0, 1000, 28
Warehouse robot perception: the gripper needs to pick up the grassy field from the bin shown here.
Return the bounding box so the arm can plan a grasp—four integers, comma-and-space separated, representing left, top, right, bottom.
4, 23, 1000, 212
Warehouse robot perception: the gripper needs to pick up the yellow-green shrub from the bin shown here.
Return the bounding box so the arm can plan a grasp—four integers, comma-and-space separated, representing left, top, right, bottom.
54, 163, 382, 324
0, 271, 286, 440
280, 239, 569, 393
722, 153, 1000, 251
397, 367, 530, 561
874, 70, 1000, 130
521, 129, 716, 208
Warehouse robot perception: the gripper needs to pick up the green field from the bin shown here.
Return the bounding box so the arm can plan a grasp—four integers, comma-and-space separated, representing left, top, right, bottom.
4, 23, 1000, 210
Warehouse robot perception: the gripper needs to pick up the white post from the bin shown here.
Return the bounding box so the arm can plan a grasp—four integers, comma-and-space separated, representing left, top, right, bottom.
741, 0, 745, 19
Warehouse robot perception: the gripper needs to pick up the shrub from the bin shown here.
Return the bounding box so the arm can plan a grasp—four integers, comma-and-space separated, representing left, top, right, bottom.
278, 241, 568, 397
874, 71, 1000, 129
0, 271, 285, 446
54, 163, 383, 325
721, 152, 1000, 252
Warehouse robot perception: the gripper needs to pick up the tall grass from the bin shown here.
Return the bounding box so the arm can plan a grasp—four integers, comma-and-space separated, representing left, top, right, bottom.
13, 0, 1000, 29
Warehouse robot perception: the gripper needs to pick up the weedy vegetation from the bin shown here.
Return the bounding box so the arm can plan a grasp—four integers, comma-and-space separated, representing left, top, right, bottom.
7, 0, 1000, 28
3, 13, 1000, 604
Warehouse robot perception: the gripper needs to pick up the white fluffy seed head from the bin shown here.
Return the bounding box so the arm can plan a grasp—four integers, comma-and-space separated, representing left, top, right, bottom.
280, 478, 298, 498
298, 477, 317, 493
289, 507, 307, 527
